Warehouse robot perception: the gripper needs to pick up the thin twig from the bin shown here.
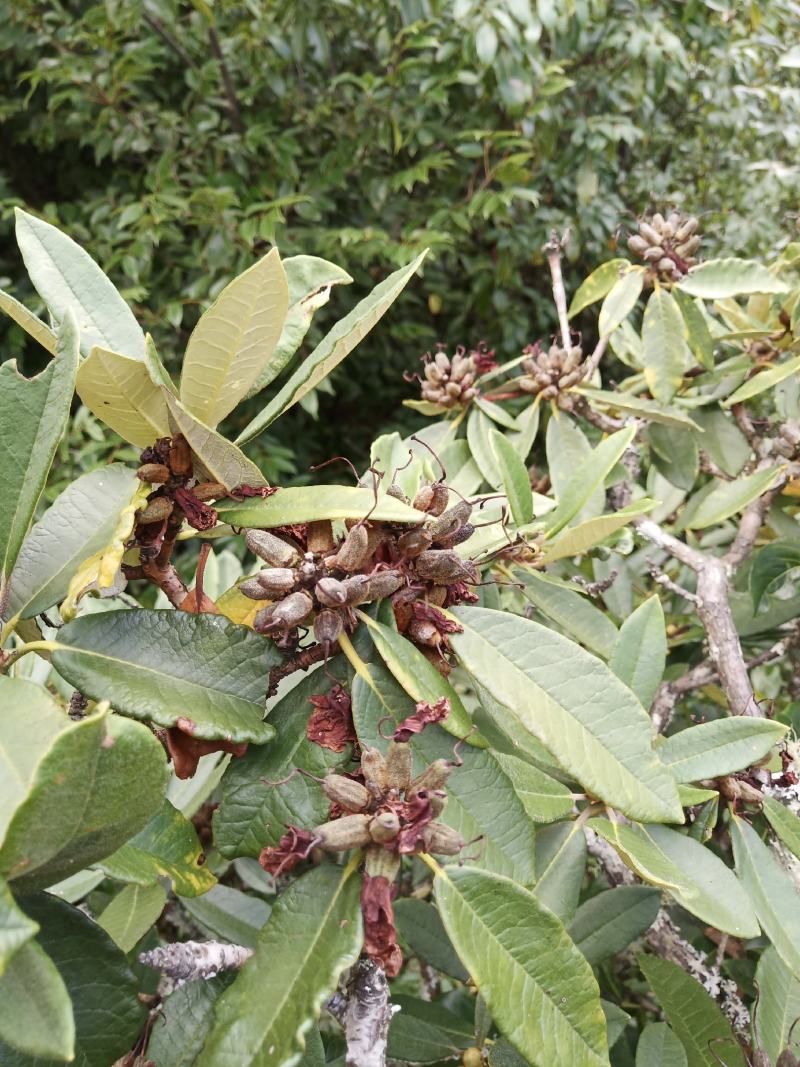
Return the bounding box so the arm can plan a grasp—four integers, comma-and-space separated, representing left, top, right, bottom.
208, 27, 244, 133
143, 12, 197, 69
543, 230, 573, 352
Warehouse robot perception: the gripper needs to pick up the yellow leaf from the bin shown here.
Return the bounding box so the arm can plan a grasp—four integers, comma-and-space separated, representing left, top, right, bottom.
76, 346, 170, 447
216, 583, 265, 627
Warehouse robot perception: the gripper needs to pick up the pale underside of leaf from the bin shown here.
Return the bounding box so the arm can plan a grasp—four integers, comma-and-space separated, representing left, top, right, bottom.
77, 345, 171, 446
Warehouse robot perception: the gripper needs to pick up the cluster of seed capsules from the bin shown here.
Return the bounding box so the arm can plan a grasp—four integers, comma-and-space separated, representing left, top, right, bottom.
417, 342, 496, 409
627, 210, 701, 281
516, 341, 584, 399
239, 480, 482, 669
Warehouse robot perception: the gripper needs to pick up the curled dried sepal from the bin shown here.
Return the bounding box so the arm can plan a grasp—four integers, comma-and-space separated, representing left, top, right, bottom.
258, 826, 317, 876
165, 718, 247, 780
361, 873, 403, 977
307, 685, 355, 752
394, 698, 452, 742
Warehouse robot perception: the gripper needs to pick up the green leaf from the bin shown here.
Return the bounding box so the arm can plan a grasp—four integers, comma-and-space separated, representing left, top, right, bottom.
196, 865, 362, 1067
590, 818, 759, 937
53, 609, 278, 742
180, 250, 289, 428
147, 974, 235, 1067
216, 484, 425, 527
544, 426, 636, 537
467, 406, 503, 488
0, 464, 139, 630
541, 500, 655, 564
722, 355, 800, 407
0, 939, 74, 1061
678, 466, 783, 531
98, 882, 167, 953
636, 1022, 688, 1067
144, 332, 177, 394
97, 799, 217, 897
762, 796, 800, 862
393, 899, 469, 981
236, 251, 427, 442
360, 613, 474, 739
750, 540, 800, 611
182, 884, 270, 949
648, 422, 700, 492
435, 866, 609, 1067
639, 955, 746, 1067
533, 820, 587, 923
14, 208, 145, 358
598, 266, 646, 336
387, 996, 474, 1063
609, 595, 667, 709
754, 947, 800, 1065
0, 702, 167, 893
677, 258, 789, 299
731, 815, 800, 979
214, 662, 351, 859
450, 607, 682, 822
546, 413, 603, 523
0, 893, 145, 1067
0, 311, 78, 597
641, 288, 692, 402
690, 407, 748, 476
490, 428, 533, 525
658, 718, 787, 783
0, 877, 38, 976
246, 255, 354, 398
518, 570, 619, 659
673, 288, 714, 370
569, 259, 629, 317
569, 885, 661, 966
476, 396, 521, 431
492, 753, 574, 824
0, 288, 56, 354
164, 391, 268, 491
75, 345, 171, 447
577, 388, 702, 429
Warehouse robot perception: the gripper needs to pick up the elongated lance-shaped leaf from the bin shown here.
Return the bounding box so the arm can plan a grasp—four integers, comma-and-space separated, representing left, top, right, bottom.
635, 1023, 687, 1067
569, 885, 661, 966
435, 865, 610, 1067
98, 883, 167, 953
517, 570, 619, 661
196, 864, 362, 1067
575, 388, 702, 429
589, 819, 759, 937
0, 464, 138, 634
541, 499, 655, 564
490, 427, 533, 525
15, 208, 145, 358
245, 254, 353, 398
723, 354, 800, 407
677, 258, 789, 299
0, 288, 56, 353
657, 718, 787, 783
236, 250, 427, 443
638, 955, 746, 1067
754, 947, 800, 1065
448, 607, 683, 823
677, 465, 783, 531
180, 249, 289, 427
673, 287, 714, 370
750, 540, 800, 611
598, 265, 646, 335
544, 425, 636, 537
164, 390, 268, 490
609, 595, 667, 710
762, 795, 800, 862
642, 287, 692, 402
52, 609, 279, 742
217, 484, 426, 527
731, 815, 800, 980
0, 309, 78, 603
76, 344, 171, 446
569, 259, 629, 317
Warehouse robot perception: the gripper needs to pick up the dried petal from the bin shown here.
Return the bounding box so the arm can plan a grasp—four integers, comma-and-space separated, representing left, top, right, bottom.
361, 874, 403, 977
393, 697, 451, 742
174, 487, 217, 531
307, 685, 355, 752
258, 826, 317, 876
165, 720, 247, 779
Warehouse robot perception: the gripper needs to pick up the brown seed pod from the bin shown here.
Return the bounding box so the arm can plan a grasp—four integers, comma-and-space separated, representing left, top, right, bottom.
413, 485, 435, 512
330, 524, 371, 570
192, 481, 227, 501
253, 604, 277, 632
260, 590, 313, 632
315, 577, 349, 607
386, 484, 410, 504
423, 822, 466, 856
436, 523, 475, 550
245, 529, 300, 567
407, 759, 452, 796
254, 567, 297, 597
312, 813, 373, 851
385, 741, 413, 791
408, 619, 441, 647
627, 234, 648, 256
369, 811, 401, 843
638, 221, 662, 246
428, 500, 472, 542
364, 570, 404, 601
306, 520, 335, 555
239, 577, 272, 601
168, 435, 192, 477
136, 463, 171, 484
415, 550, 477, 583
364, 845, 401, 880
314, 609, 343, 646
397, 526, 434, 558
428, 790, 447, 817
137, 496, 174, 524
361, 746, 388, 790
322, 773, 370, 813
674, 216, 699, 242
341, 574, 371, 606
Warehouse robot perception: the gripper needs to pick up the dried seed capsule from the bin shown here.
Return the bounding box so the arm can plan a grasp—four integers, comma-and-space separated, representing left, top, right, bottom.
413, 484, 435, 511
137, 497, 174, 524
315, 577, 349, 607
398, 526, 434, 558
314, 609, 343, 646
364, 570, 404, 601
245, 529, 300, 567
169, 435, 192, 477
428, 483, 451, 516
423, 822, 466, 856
627, 234, 649, 256
408, 759, 452, 796
675, 235, 701, 257
361, 746, 388, 790
322, 773, 370, 813
341, 574, 371, 606
429, 790, 447, 817
136, 463, 171, 484
385, 741, 413, 791
239, 577, 272, 601
415, 550, 478, 584
518, 376, 539, 393
255, 568, 297, 597
364, 845, 401, 880
253, 604, 277, 632
386, 483, 410, 504
369, 811, 401, 843
638, 221, 662, 246
674, 216, 699, 242
656, 257, 676, 273
261, 590, 314, 631
427, 585, 448, 607
331, 524, 371, 570
436, 523, 475, 550
192, 481, 227, 501
408, 619, 441, 647
306, 520, 335, 555
312, 813, 372, 851
643, 246, 663, 262
428, 500, 472, 542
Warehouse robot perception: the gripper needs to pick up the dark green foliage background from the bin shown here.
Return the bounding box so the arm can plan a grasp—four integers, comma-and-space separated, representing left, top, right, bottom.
1, 0, 798, 471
